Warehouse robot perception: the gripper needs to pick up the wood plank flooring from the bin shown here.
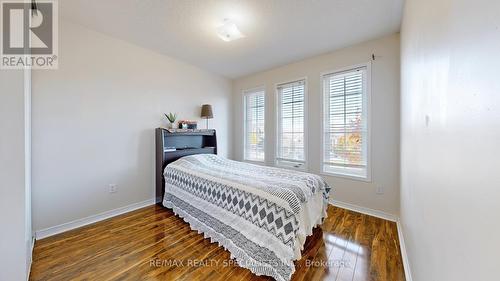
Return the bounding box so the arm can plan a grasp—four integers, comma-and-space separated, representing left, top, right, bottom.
30, 204, 405, 281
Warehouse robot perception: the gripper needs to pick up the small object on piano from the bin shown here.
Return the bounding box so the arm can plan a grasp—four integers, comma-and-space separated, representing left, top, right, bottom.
166, 128, 210, 133
178, 120, 198, 129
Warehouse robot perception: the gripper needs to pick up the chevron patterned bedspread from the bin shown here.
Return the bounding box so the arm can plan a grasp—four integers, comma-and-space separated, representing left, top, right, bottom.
162, 154, 331, 281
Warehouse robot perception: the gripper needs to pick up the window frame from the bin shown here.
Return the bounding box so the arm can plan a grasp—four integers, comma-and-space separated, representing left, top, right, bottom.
242, 86, 266, 163
274, 77, 308, 171
320, 63, 372, 182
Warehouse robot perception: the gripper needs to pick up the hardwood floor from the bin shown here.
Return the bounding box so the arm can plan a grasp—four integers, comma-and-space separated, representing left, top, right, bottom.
30, 205, 406, 281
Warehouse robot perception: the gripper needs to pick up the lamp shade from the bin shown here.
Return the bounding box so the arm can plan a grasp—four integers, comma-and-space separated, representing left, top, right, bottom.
201, 104, 213, 119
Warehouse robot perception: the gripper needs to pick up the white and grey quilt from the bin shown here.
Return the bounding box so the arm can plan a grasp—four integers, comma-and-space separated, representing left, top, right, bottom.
162, 154, 331, 281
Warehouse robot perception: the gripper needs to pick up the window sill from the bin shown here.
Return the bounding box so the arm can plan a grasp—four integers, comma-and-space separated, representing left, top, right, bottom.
320, 170, 371, 182
275, 163, 308, 172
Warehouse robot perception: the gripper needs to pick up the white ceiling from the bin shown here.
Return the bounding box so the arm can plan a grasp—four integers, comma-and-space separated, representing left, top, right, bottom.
60, 0, 404, 78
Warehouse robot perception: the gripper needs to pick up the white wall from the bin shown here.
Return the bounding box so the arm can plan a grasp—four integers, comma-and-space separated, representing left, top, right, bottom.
32, 20, 232, 231
0, 69, 30, 280
233, 34, 400, 215
400, 0, 500, 280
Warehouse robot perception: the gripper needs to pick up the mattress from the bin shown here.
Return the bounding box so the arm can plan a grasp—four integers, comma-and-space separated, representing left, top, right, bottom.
163, 154, 331, 281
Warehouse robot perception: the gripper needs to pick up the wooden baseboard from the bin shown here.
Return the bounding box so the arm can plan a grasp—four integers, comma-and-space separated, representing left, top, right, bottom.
396, 219, 413, 281
35, 199, 155, 239
329, 199, 398, 222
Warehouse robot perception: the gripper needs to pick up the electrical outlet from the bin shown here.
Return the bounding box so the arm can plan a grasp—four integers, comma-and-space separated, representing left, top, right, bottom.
376, 186, 384, 195
109, 184, 117, 193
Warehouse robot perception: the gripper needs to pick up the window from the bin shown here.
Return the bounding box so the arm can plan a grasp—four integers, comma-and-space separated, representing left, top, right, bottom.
322, 66, 370, 179
276, 79, 306, 169
243, 88, 265, 162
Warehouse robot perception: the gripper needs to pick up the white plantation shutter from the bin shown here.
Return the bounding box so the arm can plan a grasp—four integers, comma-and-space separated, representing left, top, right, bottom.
276, 80, 306, 169
244, 89, 265, 162
322, 67, 369, 179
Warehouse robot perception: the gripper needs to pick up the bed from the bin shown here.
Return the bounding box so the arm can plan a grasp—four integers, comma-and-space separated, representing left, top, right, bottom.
155, 128, 331, 281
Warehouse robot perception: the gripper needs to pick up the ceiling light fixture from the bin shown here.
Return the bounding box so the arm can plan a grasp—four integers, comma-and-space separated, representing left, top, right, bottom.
216, 19, 245, 42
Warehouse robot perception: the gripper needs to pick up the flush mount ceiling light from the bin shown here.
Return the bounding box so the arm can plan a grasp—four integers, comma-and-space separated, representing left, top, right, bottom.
216, 19, 245, 42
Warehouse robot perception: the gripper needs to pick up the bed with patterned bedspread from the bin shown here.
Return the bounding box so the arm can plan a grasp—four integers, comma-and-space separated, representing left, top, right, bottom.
162, 154, 331, 281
